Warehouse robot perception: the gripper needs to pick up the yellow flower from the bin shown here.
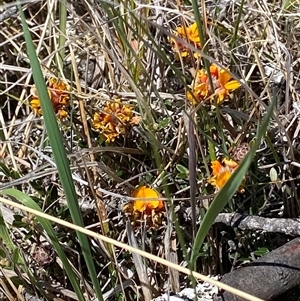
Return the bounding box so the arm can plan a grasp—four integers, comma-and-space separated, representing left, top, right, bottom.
132, 186, 164, 214
188, 65, 240, 104
123, 186, 165, 228
93, 99, 134, 143
30, 78, 70, 119
208, 158, 242, 191
169, 22, 202, 59
177, 22, 201, 44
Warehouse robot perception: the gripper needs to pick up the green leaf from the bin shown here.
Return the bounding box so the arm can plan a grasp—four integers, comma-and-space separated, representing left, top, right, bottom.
0, 249, 6, 258
157, 117, 171, 131
0, 163, 11, 178
253, 247, 269, 256
176, 164, 189, 175
13, 248, 21, 265
10, 170, 20, 180
57, 0, 67, 75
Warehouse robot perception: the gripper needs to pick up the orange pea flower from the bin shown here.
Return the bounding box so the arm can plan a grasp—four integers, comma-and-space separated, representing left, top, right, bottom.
187, 65, 240, 104
30, 78, 70, 119
123, 186, 165, 228
93, 99, 135, 143
208, 158, 244, 192
169, 22, 202, 59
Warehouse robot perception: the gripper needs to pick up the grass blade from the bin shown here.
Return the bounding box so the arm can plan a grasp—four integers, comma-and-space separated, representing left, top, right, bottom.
57, 0, 67, 76
17, 4, 104, 301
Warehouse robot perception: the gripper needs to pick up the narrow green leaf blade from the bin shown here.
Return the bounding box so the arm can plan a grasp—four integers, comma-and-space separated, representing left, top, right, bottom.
17, 4, 104, 301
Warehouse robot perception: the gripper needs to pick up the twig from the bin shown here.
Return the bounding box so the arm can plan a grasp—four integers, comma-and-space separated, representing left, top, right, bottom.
215, 212, 300, 236
0, 6, 17, 23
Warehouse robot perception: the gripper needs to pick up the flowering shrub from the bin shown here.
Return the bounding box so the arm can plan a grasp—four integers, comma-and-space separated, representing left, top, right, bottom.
123, 186, 165, 228
30, 78, 70, 119
187, 65, 240, 104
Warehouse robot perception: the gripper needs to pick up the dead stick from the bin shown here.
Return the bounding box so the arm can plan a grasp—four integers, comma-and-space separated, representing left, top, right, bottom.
214, 213, 300, 236
217, 238, 300, 301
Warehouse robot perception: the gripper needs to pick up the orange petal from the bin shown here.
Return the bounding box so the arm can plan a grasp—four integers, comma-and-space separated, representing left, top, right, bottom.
122, 107, 133, 118
191, 37, 201, 44
30, 98, 40, 109
224, 80, 241, 91
218, 69, 232, 86
57, 109, 68, 119
193, 52, 201, 59
223, 158, 238, 169
188, 28, 201, 44
186, 23, 200, 42
216, 89, 227, 103
211, 160, 223, 176
207, 176, 217, 186
195, 70, 205, 84
93, 113, 102, 129
209, 65, 219, 77
186, 91, 197, 104
176, 26, 185, 36
200, 74, 208, 83
133, 200, 146, 212
181, 51, 189, 57
59, 95, 70, 106
194, 83, 209, 98
132, 186, 162, 212
190, 22, 198, 35
215, 171, 231, 189
49, 78, 68, 92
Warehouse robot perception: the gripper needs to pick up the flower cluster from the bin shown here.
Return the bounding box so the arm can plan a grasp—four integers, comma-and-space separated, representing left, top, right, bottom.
123, 186, 165, 228
169, 22, 201, 59
187, 65, 240, 104
30, 78, 70, 119
208, 158, 244, 192
93, 99, 136, 143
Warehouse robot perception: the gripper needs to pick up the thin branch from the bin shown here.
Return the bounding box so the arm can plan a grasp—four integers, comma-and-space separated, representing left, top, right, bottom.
215, 213, 300, 236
